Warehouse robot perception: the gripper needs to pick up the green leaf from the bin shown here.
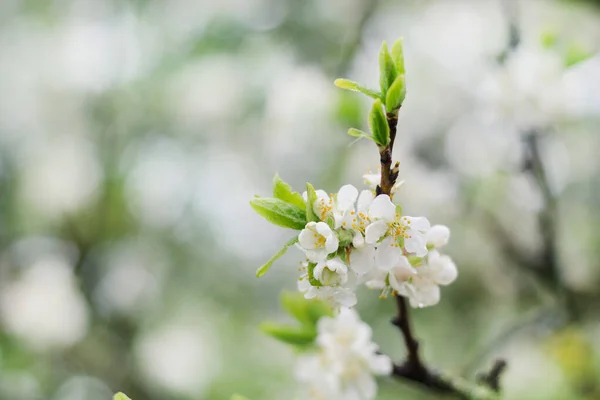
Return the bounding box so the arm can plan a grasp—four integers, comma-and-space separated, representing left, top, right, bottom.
368, 99, 390, 148
256, 237, 299, 277
379, 41, 397, 96
385, 74, 406, 112
347, 128, 372, 141
307, 262, 322, 286
408, 256, 423, 266
305, 299, 334, 325
565, 43, 593, 67
250, 198, 306, 230
231, 395, 251, 400
260, 322, 316, 346
391, 38, 405, 74
305, 183, 319, 222
280, 291, 332, 329
281, 291, 313, 327
273, 174, 305, 209
114, 393, 132, 400
334, 79, 381, 100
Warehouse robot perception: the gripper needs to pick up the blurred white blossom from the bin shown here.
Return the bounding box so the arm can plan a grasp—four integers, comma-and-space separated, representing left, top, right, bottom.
296, 308, 391, 400
0, 256, 89, 350
135, 323, 221, 397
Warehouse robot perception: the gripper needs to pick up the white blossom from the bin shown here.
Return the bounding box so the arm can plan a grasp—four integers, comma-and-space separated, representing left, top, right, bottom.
298, 259, 357, 308
295, 308, 392, 400
426, 224, 450, 249
298, 221, 339, 262
365, 195, 430, 257
392, 250, 458, 308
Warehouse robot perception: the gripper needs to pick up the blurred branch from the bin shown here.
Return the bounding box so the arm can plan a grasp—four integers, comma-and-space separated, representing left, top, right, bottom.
477, 359, 507, 393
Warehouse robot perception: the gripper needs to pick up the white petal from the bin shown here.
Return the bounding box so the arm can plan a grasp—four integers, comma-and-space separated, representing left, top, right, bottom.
349, 245, 375, 274
368, 195, 396, 222
325, 234, 339, 254
357, 190, 375, 213
313, 262, 326, 281
430, 254, 458, 285
297, 277, 311, 292
369, 353, 393, 375
426, 225, 450, 248
374, 242, 403, 271
334, 288, 357, 307
356, 373, 377, 399
404, 233, 428, 257
365, 220, 389, 244
298, 226, 317, 249
337, 184, 358, 211
305, 249, 327, 262
409, 284, 440, 308
352, 231, 365, 248
363, 172, 380, 188
315, 221, 332, 236
405, 216, 431, 232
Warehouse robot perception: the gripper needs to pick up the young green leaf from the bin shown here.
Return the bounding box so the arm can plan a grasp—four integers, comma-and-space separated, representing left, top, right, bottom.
368, 99, 390, 148
347, 128, 372, 141
256, 237, 299, 277
379, 41, 397, 96
391, 38, 405, 74
305, 298, 334, 325
273, 174, 305, 209
260, 322, 316, 346
250, 198, 306, 230
281, 291, 313, 326
564, 43, 593, 67
385, 74, 406, 112
114, 393, 132, 400
334, 79, 381, 100
231, 395, 251, 400
305, 183, 319, 222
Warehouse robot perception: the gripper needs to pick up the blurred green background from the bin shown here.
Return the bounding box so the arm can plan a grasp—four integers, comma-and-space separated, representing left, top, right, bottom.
0, 0, 599, 399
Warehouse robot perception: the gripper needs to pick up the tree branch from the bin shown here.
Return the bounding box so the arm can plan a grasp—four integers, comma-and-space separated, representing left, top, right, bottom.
380, 112, 498, 399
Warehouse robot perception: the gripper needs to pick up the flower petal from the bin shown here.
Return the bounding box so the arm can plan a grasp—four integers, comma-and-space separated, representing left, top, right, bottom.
404, 232, 428, 257
374, 241, 403, 271
406, 216, 431, 232
426, 225, 450, 248
357, 190, 375, 213
337, 184, 358, 211
368, 195, 396, 222
365, 220, 388, 244
349, 245, 375, 274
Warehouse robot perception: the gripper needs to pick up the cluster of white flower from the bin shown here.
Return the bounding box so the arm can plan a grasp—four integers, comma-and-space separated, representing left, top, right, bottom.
295, 308, 392, 400
296, 173, 458, 310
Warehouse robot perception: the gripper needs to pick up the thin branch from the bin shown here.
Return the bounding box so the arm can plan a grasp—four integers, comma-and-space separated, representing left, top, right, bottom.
380, 110, 497, 399
477, 359, 507, 393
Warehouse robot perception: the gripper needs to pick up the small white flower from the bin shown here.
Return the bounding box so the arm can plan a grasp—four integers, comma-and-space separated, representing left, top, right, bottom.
363, 171, 405, 196
426, 225, 450, 249
296, 309, 392, 400
298, 222, 339, 262
313, 258, 348, 286
365, 195, 430, 257
298, 259, 357, 308
334, 185, 374, 233
390, 250, 458, 308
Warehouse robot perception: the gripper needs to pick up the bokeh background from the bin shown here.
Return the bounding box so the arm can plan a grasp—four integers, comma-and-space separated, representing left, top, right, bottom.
0, 0, 599, 399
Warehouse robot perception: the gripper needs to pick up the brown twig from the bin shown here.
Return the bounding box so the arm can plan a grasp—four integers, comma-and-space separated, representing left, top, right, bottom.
380, 110, 498, 399
477, 359, 508, 393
